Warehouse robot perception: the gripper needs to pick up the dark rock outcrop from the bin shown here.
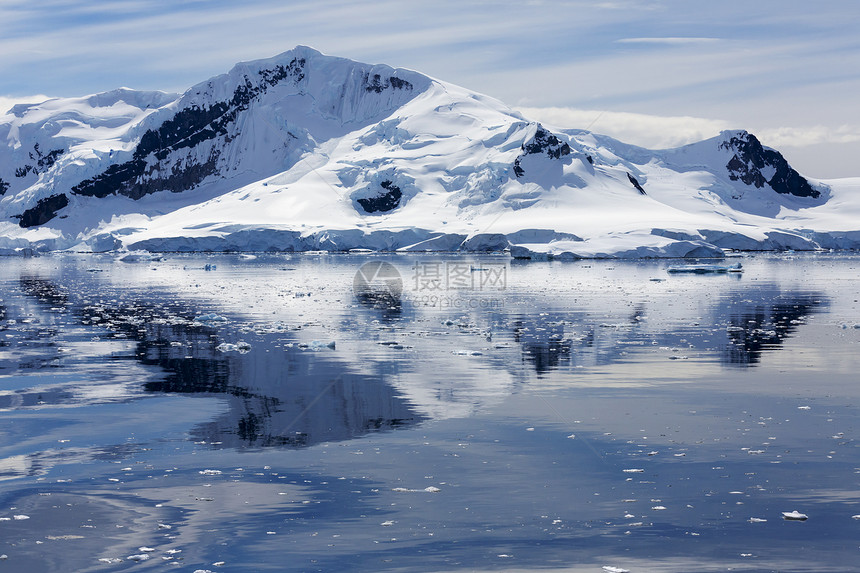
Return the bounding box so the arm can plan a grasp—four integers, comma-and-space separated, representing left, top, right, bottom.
0, 177, 8, 196
357, 180, 402, 213
14, 144, 64, 178
720, 131, 818, 198
363, 73, 413, 93
513, 125, 571, 177
627, 172, 646, 195
17, 194, 69, 227
72, 58, 307, 200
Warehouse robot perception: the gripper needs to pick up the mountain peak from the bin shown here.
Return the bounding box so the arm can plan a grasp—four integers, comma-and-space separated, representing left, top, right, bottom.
717, 130, 819, 199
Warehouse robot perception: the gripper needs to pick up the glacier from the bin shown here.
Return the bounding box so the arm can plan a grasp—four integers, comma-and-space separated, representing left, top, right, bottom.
2, 45, 859, 258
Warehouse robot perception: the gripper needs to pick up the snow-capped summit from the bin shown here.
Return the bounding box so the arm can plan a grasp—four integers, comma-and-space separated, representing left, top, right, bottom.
1, 46, 858, 257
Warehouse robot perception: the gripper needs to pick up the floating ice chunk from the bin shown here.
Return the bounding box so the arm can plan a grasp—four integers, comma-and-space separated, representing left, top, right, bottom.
309, 340, 336, 351
749, 517, 767, 523
782, 510, 808, 521
215, 341, 251, 353
852, 515, 860, 520
623, 469, 645, 473
392, 486, 441, 493
120, 251, 162, 263
667, 262, 743, 274
381, 520, 395, 526
452, 350, 483, 356
797, 406, 811, 410
98, 558, 122, 564
199, 469, 222, 476
195, 313, 228, 326
602, 566, 630, 573
138, 547, 156, 552
12, 515, 29, 520
652, 506, 667, 511
127, 554, 150, 561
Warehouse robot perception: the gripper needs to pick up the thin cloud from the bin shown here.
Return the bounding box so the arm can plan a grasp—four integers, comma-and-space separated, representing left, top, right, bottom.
757, 125, 860, 147
616, 37, 721, 45
0, 94, 53, 115
516, 106, 732, 149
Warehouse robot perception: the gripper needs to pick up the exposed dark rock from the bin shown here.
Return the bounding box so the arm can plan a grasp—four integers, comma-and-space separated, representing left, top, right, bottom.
72, 58, 307, 201
627, 172, 646, 195
720, 131, 818, 198
363, 73, 413, 93
513, 125, 571, 178
17, 194, 69, 228
14, 143, 64, 178
357, 180, 402, 213
0, 177, 8, 196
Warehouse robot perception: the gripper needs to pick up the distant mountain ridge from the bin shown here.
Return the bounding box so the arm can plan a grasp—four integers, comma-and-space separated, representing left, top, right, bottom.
1, 46, 858, 258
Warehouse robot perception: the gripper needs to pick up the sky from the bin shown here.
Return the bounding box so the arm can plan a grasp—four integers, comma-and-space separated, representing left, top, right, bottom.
1, 0, 859, 178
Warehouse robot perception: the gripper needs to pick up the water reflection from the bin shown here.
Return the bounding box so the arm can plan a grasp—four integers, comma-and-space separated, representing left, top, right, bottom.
721, 290, 824, 365
14, 275, 423, 449
503, 285, 827, 374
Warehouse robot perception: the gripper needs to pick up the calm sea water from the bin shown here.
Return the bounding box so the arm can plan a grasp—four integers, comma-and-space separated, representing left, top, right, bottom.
0, 252, 858, 572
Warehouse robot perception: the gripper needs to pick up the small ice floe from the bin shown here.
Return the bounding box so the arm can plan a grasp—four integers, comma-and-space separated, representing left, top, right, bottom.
120, 251, 162, 263
667, 262, 743, 274
138, 547, 156, 553
602, 566, 630, 573
380, 520, 395, 526
851, 515, 860, 520
749, 517, 767, 523
652, 506, 667, 511
215, 341, 252, 353
300, 340, 336, 351
98, 558, 123, 564
12, 515, 29, 520
623, 469, 645, 473
798, 406, 812, 410
391, 486, 441, 493
199, 469, 222, 476
782, 510, 808, 521
452, 350, 483, 356
127, 553, 150, 561
195, 313, 228, 326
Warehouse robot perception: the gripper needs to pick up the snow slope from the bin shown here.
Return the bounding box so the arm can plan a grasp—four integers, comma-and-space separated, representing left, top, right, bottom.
1, 46, 858, 258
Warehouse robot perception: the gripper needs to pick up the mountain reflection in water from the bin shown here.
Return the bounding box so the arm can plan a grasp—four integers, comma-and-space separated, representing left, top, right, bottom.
15, 275, 423, 450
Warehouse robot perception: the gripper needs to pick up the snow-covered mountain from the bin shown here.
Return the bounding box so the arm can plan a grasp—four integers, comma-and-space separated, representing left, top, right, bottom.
2, 45, 859, 257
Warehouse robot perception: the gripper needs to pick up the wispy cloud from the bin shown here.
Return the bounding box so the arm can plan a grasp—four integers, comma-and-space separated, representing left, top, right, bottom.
516, 106, 732, 149
0, 95, 53, 116
616, 37, 720, 45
